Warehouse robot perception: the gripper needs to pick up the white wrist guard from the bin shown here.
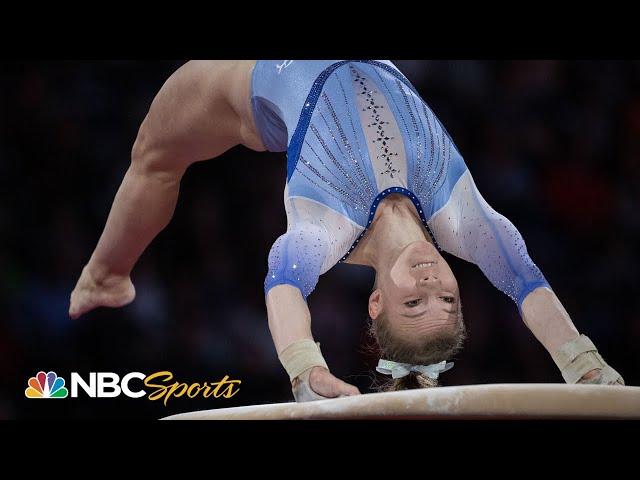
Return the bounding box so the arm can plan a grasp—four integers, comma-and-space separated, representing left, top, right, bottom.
551, 334, 624, 385
278, 339, 329, 382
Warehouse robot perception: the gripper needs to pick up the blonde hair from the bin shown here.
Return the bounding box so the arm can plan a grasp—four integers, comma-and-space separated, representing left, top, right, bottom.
369, 300, 465, 392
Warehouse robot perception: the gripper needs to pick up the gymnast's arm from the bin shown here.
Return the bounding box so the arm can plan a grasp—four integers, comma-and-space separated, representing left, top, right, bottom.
428, 166, 623, 384
264, 226, 360, 399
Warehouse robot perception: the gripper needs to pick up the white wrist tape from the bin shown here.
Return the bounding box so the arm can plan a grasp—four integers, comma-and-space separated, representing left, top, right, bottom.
278, 339, 329, 382
551, 334, 611, 384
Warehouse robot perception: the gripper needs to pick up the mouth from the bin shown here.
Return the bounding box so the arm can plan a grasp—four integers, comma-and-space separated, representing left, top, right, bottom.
411, 261, 437, 269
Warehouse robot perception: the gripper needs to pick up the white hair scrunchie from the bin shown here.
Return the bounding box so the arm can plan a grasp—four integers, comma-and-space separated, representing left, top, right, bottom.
376, 359, 454, 380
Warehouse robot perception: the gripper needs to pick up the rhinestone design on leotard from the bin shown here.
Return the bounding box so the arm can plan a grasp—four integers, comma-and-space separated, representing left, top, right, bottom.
353, 68, 400, 179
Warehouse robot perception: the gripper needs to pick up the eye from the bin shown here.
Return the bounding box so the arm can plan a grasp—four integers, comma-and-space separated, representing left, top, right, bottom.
441, 296, 455, 304
404, 299, 421, 308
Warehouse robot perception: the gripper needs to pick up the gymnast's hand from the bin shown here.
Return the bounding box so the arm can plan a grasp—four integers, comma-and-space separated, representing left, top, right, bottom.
578, 367, 625, 385
551, 334, 625, 386
291, 367, 361, 402
308, 367, 361, 397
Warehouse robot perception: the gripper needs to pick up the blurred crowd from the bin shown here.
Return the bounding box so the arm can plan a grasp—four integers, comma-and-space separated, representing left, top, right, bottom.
1, 60, 639, 419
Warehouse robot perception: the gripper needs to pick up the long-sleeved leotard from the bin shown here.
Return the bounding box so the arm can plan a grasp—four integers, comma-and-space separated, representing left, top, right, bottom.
253, 60, 550, 311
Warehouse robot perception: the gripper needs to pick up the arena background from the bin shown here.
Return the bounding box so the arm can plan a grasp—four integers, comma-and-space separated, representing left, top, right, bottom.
2, 60, 639, 420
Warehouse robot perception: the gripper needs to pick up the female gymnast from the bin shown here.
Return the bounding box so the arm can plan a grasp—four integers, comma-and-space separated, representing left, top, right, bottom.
69, 60, 624, 402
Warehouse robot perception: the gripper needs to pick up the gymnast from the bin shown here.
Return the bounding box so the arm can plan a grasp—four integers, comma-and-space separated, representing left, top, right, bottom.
69, 60, 624, 402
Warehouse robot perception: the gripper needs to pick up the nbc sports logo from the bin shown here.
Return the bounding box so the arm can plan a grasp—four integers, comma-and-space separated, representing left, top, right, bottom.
23, 370, 240, 403
25, 371, 69, 399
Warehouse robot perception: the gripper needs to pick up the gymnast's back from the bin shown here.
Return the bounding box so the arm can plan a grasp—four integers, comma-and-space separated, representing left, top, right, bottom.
253, 60, 549, 308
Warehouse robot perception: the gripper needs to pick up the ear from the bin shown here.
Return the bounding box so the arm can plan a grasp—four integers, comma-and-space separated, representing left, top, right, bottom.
368, 289, 383, 320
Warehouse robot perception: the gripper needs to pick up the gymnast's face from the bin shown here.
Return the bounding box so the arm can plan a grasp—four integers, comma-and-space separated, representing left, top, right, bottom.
369, 240, 460, 340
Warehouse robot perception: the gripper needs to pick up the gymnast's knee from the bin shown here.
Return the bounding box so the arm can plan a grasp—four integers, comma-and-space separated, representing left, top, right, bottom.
130, 126, 189, 181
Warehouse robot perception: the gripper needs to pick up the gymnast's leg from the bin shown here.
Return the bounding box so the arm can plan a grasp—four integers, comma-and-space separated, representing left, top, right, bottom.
68, 144, 184, 319
69, 60, 262, 319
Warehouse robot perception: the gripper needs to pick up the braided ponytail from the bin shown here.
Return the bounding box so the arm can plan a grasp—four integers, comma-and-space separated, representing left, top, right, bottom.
384, 371, 438, 391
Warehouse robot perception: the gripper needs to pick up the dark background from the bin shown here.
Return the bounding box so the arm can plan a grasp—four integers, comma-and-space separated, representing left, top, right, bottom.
1, 60, 639, 420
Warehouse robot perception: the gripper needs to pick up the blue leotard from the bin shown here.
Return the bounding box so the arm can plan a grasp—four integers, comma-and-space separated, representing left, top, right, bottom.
252, 60, 550, 310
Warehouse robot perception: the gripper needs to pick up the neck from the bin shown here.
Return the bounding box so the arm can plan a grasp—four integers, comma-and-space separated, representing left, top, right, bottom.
346, 194, 434, 271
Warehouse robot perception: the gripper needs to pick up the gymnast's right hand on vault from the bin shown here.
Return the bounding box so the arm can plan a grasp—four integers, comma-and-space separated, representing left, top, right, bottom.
292, 367, 360, 402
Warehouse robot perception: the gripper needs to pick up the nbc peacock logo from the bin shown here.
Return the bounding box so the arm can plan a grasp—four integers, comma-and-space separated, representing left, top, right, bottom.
25, 371, 69, 399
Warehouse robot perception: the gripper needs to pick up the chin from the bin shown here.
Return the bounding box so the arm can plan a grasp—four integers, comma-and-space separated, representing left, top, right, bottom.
405, 240, 440, 262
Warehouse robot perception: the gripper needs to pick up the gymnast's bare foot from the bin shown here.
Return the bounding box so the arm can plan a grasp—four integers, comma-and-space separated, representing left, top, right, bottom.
69, 265, 136, 319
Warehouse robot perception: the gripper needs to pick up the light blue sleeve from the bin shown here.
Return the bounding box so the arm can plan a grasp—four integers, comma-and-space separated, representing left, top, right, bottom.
428, 167, 551, 313
264, 223, 330, 299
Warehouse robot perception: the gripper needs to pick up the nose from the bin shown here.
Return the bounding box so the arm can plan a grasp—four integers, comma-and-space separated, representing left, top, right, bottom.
418, 274, 439, 285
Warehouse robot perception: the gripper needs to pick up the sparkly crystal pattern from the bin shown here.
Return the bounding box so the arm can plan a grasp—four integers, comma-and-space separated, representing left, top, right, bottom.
265, 223, 329, 299
428, 170, 549, 308
353, 68, 400, 179
286, 60, 422, 183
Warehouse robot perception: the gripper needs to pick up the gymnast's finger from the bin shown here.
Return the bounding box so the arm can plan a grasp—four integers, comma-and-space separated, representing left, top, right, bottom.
335, 379, 361, 397
308, 367, 360, 398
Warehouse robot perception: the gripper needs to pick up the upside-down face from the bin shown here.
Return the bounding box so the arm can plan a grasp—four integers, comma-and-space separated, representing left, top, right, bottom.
369, 240, 465, 362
